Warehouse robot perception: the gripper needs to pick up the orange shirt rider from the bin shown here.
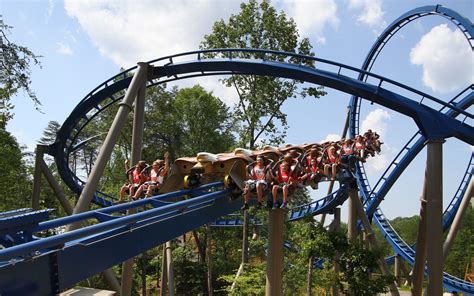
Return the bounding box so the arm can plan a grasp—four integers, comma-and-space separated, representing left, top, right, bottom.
130, 161, 148, 187
276, 161, 298, 185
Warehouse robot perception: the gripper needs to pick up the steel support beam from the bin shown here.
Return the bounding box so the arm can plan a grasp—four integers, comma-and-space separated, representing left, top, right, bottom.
348, 189, 400, 296
166, 241, 175, 296
443, 177, 473, 259
412, 172, 428, 296
266, 209, 285, 296
32, 145, 46, 210
121, 65, 148, 296
160, 245, 167, 296
242, 209, 249, 263
67, 62, 148, 231
39, 150, 121, 292
426, 140, 443, 295
394, 255, 401, 287
330, 207, 341, 296
348, 196, 358, 240
40, 159, 74, 215
207, 224, 214, 296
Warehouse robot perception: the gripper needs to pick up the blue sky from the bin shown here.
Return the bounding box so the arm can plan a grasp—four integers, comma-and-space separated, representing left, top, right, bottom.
2, 0, 473, 220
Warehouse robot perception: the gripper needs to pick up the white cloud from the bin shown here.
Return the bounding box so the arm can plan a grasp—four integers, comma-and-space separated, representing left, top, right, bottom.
348, 0, 386, 33
64, 0, 241, 68
361, 108, 391, 137
410, 24, 473, 93
173, 76, 239, 106
284, 0, 339, 44
48, 0, 56, 17
364, 143, 395, 173
56, 42, 73, 55
320, 133, 340, 142
361, 109, 392, 172
64, 29, 77, 43
64, 0, 244, 109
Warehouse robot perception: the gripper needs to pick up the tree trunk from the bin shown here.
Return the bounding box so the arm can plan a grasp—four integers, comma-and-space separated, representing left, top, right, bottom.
242, 209, 249, 264
206, 224, 214, 296
193, 229, 206, 262
306, 256, 313, 296
141, 252, 147, 296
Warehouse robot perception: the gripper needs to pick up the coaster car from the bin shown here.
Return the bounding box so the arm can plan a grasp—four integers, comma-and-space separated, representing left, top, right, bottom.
167, 152, 252, 190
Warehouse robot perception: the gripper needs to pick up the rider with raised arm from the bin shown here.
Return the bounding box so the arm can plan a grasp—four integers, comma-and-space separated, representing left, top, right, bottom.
119, 160, 148, 202
133, 152, 170, 199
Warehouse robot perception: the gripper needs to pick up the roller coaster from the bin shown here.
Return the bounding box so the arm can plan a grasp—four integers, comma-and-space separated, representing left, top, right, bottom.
0, 4, 473, 295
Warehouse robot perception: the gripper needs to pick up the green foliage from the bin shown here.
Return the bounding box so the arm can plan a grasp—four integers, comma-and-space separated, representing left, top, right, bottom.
338, 241, 395, 295
286, 218, 396, 295
80, 83, 236, 197
391, 215, 420, 246
0, 18, 41, 127
38, 121, 61, 145
173, 246, 208, 295
445, 205, 473, 278
218, 263, 266, 295
201, 0, 326, 148
0, 127, 31, 211
172, 85, 235, 155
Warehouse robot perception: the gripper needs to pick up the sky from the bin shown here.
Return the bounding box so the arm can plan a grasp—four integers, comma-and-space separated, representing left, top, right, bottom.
2, 0, 473, 221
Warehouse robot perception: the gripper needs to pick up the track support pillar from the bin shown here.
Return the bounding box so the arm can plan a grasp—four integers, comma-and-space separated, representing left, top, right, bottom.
68, 62, 149, 231
412, 169, 428, 295
443, 177, 473, 259
121, 63, 148, 296
425, 140, 443, 295
166, 241, 175, 296
160, 245, 168, 296
394, 255, 401, 287
348, 193, 358, 240
330, 207, 341, 296
266, 209, 285, 296
32, 145, 46, 210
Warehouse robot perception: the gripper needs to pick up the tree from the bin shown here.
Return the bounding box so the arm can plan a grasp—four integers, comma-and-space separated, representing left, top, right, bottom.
143, 84, 235, 158
444, 205, 473, 278
201, 0, 326, 148
38, 121, 60, 145
0, 17, 41, 127
173, 85, 235, 155
0, 128, 31, 211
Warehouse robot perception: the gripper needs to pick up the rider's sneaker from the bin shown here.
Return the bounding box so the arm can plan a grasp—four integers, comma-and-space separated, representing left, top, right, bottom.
272, 203, 278, 210
241, 203, 249, 210
280, 202, 287, 209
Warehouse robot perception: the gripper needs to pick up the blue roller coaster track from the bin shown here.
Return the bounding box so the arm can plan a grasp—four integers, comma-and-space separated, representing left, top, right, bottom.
0, 4, 472, 295
348, 5, 473, 294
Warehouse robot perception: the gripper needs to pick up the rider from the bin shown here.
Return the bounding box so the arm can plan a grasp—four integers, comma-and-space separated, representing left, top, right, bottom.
241, 155, 269, 210
354, 134, 366, 161
300, 157, 322, 189
133, 152, 170, 199
323, 144, 339, 179
119, 160, 148, 202
271, 155, 298, 209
